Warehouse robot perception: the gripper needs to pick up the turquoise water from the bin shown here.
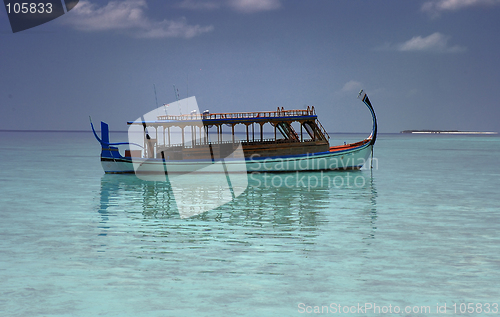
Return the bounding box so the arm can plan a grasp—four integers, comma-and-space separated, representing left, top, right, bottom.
1, 132, 499, 316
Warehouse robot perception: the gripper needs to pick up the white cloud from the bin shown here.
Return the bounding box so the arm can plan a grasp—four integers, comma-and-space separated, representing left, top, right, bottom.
177, 0, 281, 13
341, 80, 362, 93
177, 0, 222, 10
64, 0, 213, 38
228, 0, 281, 13
376, 32, 466, 53
397, 32, 466, 53
136, 18, 214, 39
422, 0, 500, 16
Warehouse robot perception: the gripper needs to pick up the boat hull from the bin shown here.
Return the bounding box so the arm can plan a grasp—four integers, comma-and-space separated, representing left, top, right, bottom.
100, 141, 373, 174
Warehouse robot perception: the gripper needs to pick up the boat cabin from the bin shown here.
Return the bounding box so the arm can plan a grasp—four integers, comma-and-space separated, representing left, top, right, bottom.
127, 106, 330, 160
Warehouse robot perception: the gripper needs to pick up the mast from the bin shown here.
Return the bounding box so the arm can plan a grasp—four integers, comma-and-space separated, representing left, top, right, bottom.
173, 85, 182, 115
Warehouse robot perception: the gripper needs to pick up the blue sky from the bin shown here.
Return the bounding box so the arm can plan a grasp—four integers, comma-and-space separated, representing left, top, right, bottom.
1, 0, 499, 133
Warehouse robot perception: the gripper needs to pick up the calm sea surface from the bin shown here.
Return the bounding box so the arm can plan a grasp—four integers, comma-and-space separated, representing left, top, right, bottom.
1, 131, 499, 316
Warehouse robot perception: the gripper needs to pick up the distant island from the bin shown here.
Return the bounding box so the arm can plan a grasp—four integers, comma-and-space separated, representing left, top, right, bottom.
401, 130, 498, 134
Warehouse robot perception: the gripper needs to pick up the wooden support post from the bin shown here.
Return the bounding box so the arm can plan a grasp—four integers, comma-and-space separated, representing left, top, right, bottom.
144, 131, 147, 158
204, 126, 208, 144
274, 123, 276, 143
192, 125, 195, 147
252, 123, 255, 142
181, 126, 185, 147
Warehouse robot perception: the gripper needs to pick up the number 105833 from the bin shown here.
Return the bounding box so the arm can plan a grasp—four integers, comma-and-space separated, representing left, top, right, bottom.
6, 3, 53, 14
452, 303, 498, 314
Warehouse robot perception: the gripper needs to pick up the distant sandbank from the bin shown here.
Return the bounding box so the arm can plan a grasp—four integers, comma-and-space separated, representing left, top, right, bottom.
401, 130, 498, 135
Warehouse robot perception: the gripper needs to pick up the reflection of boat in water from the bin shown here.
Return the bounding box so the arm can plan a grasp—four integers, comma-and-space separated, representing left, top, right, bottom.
98, 171, 377, 228
95, 172, 378, 274
91, 90, 377, 174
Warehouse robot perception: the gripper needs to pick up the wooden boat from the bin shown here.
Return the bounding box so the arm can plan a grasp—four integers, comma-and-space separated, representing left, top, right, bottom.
91, 90, 377, 174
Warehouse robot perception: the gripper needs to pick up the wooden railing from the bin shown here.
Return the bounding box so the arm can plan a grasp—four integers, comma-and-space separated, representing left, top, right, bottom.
157, 106, 316, 121
157, 138, 318, 150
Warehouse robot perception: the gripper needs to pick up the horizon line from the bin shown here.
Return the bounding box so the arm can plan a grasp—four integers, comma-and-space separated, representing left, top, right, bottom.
0, 129, 397, 134
0, 130, 497, 135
